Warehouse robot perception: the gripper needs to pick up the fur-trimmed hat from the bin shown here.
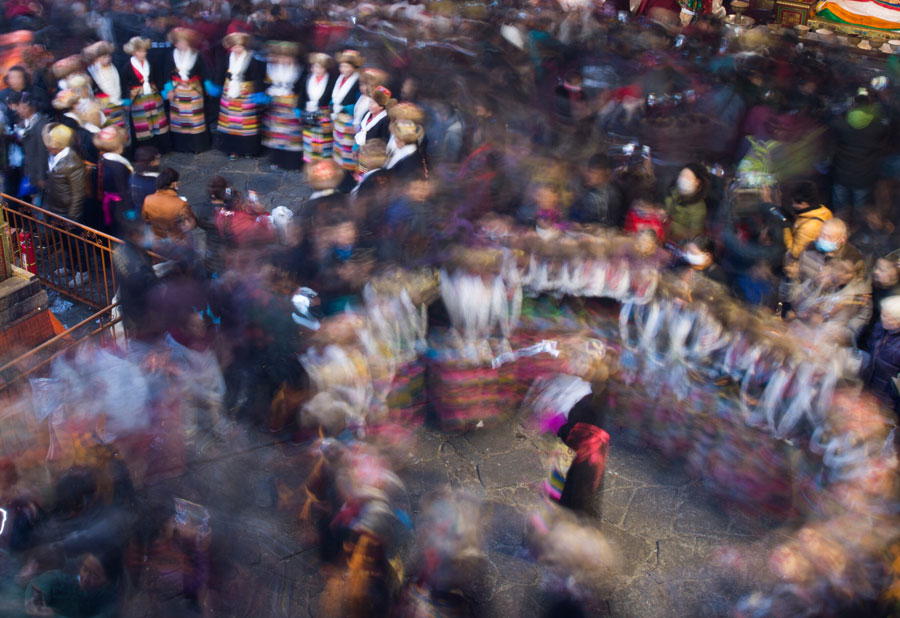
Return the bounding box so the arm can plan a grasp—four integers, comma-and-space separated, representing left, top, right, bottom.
360, 67, 389, 89
335, 49, 363, 68
308, 52, 334, 70
93, 125, 128, 153
167, 27, 202, 49
52, 89, 80, 111
123, 36, 152, 56
223, 24, 252, 50
267, 40, 301, 59
358, 138, 388, 170
388, 101, 425, 124
67, 74, 91, 97
52, 55, 85, 80
82, 41, 115, 63
75, 99, 105, 130
306, 159, 344, 190
42, 123, 73, 150
369, 85, 395, 108
389, 118, 424, 145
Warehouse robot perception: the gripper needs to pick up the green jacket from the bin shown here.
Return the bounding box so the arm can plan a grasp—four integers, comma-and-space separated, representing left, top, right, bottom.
665, 190, 707, 242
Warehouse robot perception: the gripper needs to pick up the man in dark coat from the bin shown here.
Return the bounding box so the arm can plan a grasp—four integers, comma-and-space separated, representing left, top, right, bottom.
10, 90, 49, 202
864, 296, 900, 415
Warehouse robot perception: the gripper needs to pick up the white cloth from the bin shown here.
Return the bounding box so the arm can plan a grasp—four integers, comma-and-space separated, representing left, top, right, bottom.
266, 61, 300, 97
102, 152, 134, 173
89, 62, 122, 104
130, 56, 153, 96
226, 50, 252, 99
385, 143, 417, 170
48, 147, 70, 172
331, 72, 358, 114
354, 109, 386, 146
173, 48, 198, 82
305, 74, 328, 112
309, 188, 337, 200
353, 94, 371, 128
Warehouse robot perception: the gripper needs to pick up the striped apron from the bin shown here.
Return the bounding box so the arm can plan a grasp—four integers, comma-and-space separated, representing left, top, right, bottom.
128, 85, 169, 141
332, 112, 356, 171
262, 93, 302, 152
302, 113, 333, 163
217, 79, 259, 136
170, 75, 206, 135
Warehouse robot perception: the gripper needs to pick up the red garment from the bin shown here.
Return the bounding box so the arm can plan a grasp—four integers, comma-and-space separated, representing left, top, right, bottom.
566, 422, 610, 491
215, 209, 276, 247
624, 207, 667, 241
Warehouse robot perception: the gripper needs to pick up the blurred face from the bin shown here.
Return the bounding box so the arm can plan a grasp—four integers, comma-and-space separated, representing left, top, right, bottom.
684, 242, 712, 269
817, 225, 846, 253
401, 77, 416, 101
133, 49, 147, 62
231, 44, 246, 56
534, 185, 559, 211
6, 70, 25, 91
585, 167, 611, 187
883, 311, 900, 331
78, 556, 106, 591
406, 179, 430, 202
676, 168, 700, 196
175, 40, 192, 52
368, 98, 383, 116
634, 230, 658, 257
874, 258, 899, 288
331, 221, 357, 247
98, 54, 112, 67
338, 62, 354, 77
312, 63, 326, 78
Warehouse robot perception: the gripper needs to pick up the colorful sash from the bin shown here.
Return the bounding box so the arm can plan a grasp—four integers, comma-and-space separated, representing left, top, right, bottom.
217, 79, 259, 137
171, 76, 206, 135
262, 93, 302, 152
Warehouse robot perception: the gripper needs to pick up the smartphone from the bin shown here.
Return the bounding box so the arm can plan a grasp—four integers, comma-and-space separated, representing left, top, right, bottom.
623, 143, 635, 156
675, 34, 685, 48
641, 145, 651, 160
617, 11, 628, 22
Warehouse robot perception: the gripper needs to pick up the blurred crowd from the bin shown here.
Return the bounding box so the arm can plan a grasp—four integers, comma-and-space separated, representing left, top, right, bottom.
2, 0, 900, 616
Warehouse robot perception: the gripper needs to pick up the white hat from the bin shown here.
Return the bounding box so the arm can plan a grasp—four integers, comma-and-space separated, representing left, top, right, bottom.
881, 296, 900, 320
501, 24, 525, 51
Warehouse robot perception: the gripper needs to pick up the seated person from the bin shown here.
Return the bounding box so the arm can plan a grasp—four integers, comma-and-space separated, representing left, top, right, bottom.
568, 153, 625, 228
677, 236, 728, 286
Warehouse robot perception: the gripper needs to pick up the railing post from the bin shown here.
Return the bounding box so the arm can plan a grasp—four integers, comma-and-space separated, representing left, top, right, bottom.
0, 204, 12, 281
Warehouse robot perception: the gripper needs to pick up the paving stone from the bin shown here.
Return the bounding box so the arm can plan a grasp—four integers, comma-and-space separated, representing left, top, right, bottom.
596, 485, 635, 526
620, 486, 680, 538
673, 497, 732, 537
477, 448, 543, 490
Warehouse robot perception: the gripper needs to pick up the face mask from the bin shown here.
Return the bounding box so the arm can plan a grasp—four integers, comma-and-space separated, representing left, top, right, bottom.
684, 252, 706, 266
677, 174, 697, 196
816, 238, 839, 253
332, 245, 353, 262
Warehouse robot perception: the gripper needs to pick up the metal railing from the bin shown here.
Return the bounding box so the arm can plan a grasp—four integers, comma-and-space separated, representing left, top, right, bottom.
1, 194, 122, 309
0, 302, 123, 396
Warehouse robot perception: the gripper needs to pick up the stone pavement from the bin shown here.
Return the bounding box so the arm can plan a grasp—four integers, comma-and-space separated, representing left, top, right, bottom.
133, 414, 785, 618
116, 153, 787, 617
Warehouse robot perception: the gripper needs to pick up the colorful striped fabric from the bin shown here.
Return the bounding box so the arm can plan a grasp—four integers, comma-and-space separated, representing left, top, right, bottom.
129, 88, 169, 141
262, 94, 302, 152
332, 113, 357, 171
217, 80, 260, 137
815, 0, 900, 30
302, 115, 334, 163
170, 76, 206, 135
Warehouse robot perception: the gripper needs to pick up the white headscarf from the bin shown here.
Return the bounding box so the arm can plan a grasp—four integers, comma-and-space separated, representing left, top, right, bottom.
130, 56, 152, 95
226, 50, 252, 99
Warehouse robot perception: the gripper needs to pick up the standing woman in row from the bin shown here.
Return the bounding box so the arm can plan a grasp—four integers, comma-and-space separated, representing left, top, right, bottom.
330, 50, 362, 173
94, 125, 134, 234
121, 36, 170, 154
215, 27, 266, 160
83, 41, 128, 135
262, 41, 304, 170
353, 67, 388, 129
300, 53, 336, 165
162, 27, 212, 154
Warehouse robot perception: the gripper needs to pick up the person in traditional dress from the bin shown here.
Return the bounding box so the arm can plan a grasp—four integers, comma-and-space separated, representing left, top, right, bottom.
83, 41, 128, 134
354, 85, 393, 150
94, 125, 134, 235
385, 101, 427, 162
262, 40, 304, 170
214, 27, 266, 160
300, 52, 337, 165
162, 27, 212, 153
121, 36, 171, 153
330, 50, 362, 172
385, 118, 427, 181
353, 67, 389, 130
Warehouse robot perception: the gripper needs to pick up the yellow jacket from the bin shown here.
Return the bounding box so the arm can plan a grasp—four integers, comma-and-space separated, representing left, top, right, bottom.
784, 205, 833, 259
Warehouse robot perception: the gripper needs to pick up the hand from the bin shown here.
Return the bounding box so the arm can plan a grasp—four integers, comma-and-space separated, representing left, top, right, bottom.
167, 89, 175, 102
